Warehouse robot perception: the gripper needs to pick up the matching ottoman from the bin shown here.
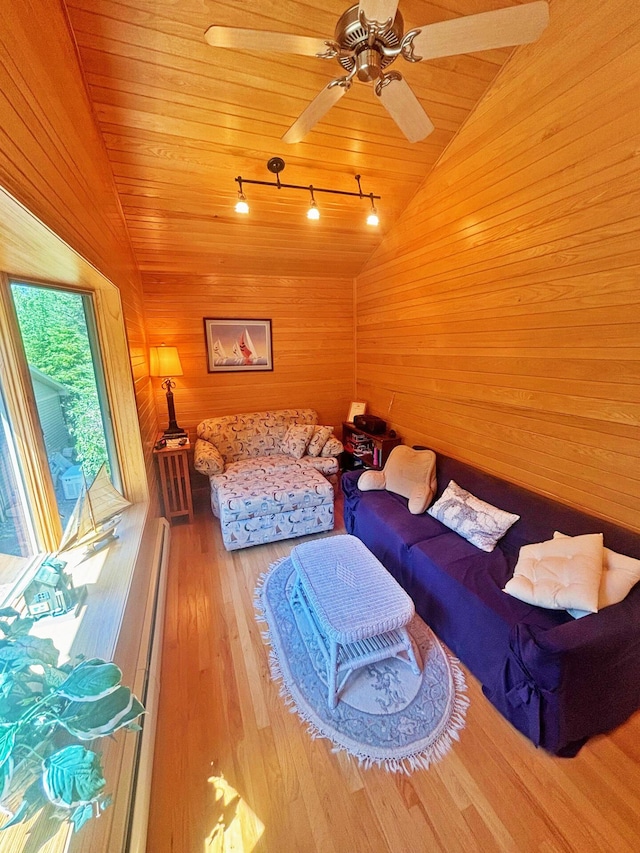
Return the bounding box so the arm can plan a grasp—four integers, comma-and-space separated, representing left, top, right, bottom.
211, 463, 334, 551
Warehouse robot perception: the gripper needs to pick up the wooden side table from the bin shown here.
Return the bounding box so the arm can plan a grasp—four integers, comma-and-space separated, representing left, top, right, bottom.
153, 436, 194, 524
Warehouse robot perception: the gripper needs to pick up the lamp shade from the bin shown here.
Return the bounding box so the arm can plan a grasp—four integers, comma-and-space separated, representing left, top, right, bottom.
149, 345, 183, 377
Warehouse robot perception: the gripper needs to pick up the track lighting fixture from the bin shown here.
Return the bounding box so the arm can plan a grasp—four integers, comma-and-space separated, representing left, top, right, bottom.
233, 158, 380, 226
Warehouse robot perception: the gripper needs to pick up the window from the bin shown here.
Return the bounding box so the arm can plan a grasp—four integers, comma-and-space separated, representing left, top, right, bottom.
10, 282, 121, 529
0, 381, 37, 558
0, 264, 147, 595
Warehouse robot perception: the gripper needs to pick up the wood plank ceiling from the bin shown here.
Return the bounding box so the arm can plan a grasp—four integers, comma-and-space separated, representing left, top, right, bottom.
64, 0, 529, 278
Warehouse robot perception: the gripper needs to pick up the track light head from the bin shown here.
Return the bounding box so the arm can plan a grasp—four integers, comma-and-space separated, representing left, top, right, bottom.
367, 194, 379, 226
235, 177, 249, 213
235, 193, 249, 214
307, 187, 320, 220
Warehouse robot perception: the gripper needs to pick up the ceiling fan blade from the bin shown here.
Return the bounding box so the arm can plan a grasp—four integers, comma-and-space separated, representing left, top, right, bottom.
358, 1, 399, 25
282, 83, 348, 144
204, 25, 332, 57
411, 1, 549, 61
375, 75, 434, 143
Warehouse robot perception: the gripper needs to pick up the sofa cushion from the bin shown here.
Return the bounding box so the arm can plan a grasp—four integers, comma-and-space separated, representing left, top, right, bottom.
428, 480, 520, 552
554, 531, 640, 618
504, 533, 604, 613
307, 425, 333, 457
281, 423, 315, 459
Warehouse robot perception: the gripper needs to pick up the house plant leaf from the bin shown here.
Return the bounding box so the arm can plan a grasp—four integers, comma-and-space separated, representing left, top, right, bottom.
60, 685, 144, 739
0, 635, 59, 668
42, 745, 106, 807
0, 725, 16, 769
57, 658, 122, 701
70, 801, 94, 832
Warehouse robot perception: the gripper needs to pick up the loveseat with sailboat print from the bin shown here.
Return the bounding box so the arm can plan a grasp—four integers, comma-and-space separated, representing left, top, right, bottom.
193, 409, 343, 550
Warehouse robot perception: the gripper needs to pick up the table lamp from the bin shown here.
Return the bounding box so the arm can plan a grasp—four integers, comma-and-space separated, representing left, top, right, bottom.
149, 344, 187, 438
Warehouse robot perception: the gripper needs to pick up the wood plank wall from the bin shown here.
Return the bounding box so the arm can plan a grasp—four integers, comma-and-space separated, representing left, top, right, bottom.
0, 0, 159, 498
355, 0, 640, 532
142, 273, 355, 463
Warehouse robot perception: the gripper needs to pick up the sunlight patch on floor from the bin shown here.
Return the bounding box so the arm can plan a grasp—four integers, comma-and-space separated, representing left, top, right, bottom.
205, 774, 264, 853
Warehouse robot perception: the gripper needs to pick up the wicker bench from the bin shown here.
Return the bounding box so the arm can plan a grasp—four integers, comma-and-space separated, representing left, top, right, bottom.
290, 534, 421, 708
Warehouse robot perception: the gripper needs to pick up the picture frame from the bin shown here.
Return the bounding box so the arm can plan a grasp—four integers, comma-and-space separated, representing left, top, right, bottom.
204, 318, 273, 373
347, 401, 366, 422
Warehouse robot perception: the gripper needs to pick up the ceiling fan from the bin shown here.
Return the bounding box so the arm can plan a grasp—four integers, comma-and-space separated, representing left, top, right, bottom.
205, 1, 549, 144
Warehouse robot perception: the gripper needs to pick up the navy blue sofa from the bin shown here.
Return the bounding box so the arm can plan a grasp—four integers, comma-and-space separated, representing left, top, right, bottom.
342, 454, 640, 756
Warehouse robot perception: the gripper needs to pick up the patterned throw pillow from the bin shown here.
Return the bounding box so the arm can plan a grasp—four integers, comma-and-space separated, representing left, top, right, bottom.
307, 425, 333, 457
320, 435, 343, 458
280, 423, 315, 459
427, 480, 520, 552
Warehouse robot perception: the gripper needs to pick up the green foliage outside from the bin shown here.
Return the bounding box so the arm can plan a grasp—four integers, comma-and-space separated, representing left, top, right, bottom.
0, 607, 144, 842
11, 285, 108, 482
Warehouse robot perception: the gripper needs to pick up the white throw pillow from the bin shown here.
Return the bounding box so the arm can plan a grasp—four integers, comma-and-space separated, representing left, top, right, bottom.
554, 532, 640, 618
427, 480, 520, 552
280, 423, 315, 459
504, 533, 604, 613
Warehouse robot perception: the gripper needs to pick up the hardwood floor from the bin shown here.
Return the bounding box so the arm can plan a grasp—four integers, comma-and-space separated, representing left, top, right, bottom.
146, 492, 640, 853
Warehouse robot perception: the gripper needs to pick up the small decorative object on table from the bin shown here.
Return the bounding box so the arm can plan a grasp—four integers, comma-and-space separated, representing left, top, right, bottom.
24, 557, 86, 620
346, 401, 366, 422
58, 463, 132, 556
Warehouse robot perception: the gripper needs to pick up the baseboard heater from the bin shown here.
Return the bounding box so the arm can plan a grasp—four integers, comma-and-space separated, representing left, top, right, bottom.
123, 517, 171, 853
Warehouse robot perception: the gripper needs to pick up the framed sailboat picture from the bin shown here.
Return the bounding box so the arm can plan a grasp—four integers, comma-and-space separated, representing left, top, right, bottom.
204, 318, 273, 373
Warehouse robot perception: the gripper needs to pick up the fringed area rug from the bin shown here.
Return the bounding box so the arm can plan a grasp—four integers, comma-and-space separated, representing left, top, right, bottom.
255, 556, 469, 774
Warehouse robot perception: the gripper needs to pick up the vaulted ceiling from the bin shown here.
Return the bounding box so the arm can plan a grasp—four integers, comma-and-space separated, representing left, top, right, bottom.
65, 0, 536, 278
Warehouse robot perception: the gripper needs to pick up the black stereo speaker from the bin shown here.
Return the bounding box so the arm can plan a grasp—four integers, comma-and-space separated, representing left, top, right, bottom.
353, 414, 387, 434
